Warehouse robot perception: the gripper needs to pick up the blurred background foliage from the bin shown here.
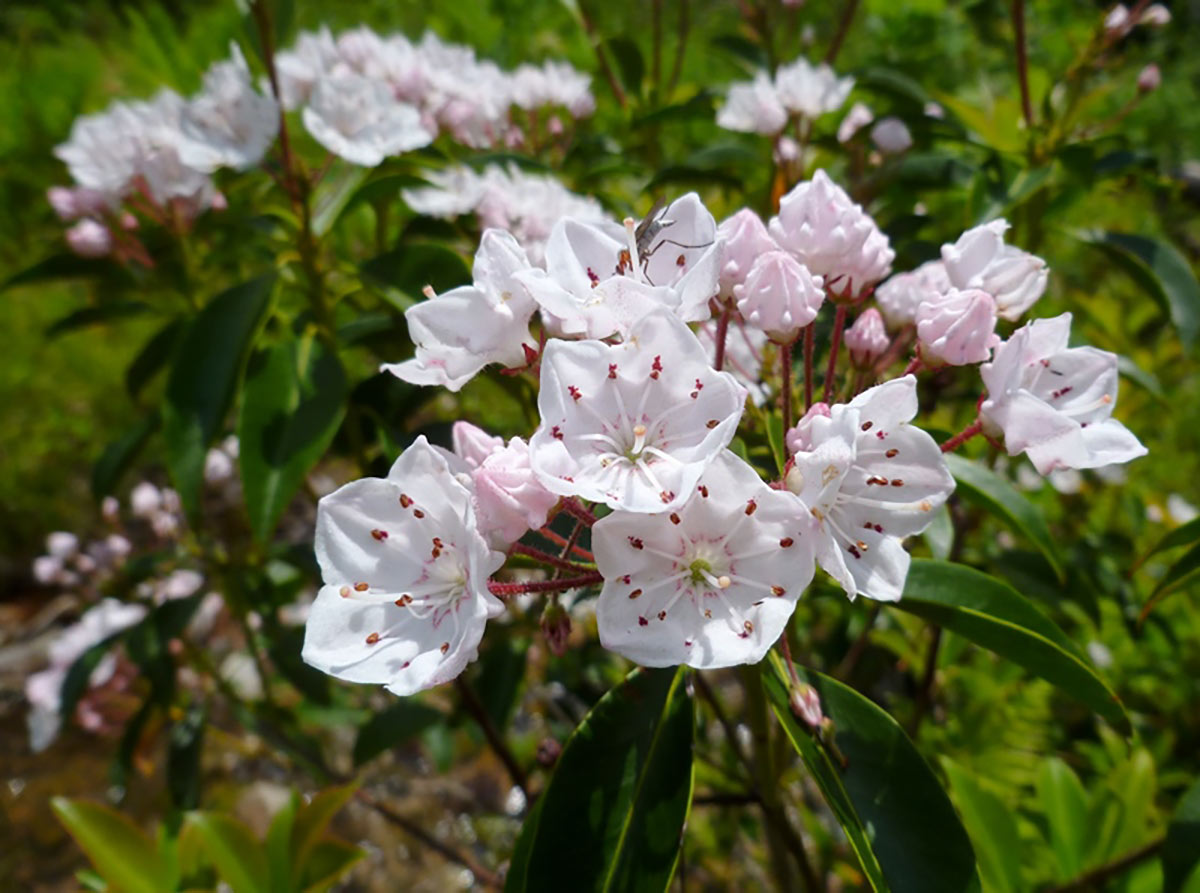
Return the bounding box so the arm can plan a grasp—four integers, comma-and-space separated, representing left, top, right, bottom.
2, 0, 1199, 891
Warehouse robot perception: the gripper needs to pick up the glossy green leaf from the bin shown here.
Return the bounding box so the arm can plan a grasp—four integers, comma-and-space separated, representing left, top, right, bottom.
51, 797, 169, 893
167, 703, 207, 810
1164, 777, 1200, 893
1083, 231, 1200, 348
943, 759, 1023, 893
944, 453, 1067, 581
266, 791, 301, 893
185, 812, 270, 893
1037, 757, 1089, 881
59, 632, 127, 722
45, 301, 151, 338
300, 839, 365, 892
92, 412, 159, 500
1144, 517, 1200, 560
290, 781, 359, 874
1142, 542, 1200, 620
512, 667, 694, 893
163, 274, 275, 518
504, 795, 545, 893
764, 655, 979, 893
353, 700, 444, 766
359, 242, 470, 309
238, 336, 346, 543
126, 318, 185, 398
897, 560, 1130, 732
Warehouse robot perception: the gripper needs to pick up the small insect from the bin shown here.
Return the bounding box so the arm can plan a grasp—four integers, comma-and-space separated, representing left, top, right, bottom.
618, 197, 715, 284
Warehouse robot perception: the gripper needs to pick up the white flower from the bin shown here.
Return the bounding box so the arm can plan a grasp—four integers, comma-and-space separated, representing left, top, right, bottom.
734, 249, 825, 343
837, 102, 874, 143
529, 308, 747, 513
594, 451, 816, 668
979, 313, 1147, 474
1167, 494, 1198, 525
844, 308, 890, 368
273, 26, 339, 109
46, 532, 79, 559
452, 421, 504, 469
874, 259, 951, 329
510, 60, 595, 117
158, 569, 205, 603
177, 44, 280, 172
717, 72, 787, 135
472, 438, 560, 550
302, 437, 506, 696
717, 208, 781, 302
916, 287, 1000, 366
54, 103, 146, 197
130, 481, 163, 518
770, 169, 894, 297
941, 219, 1048, 322
696, 316, 770, 407
302, 73, 433, 166
786, 376, 955, 601
870, 117, 913, 154
773, 58, 854, 119
383, 229, 537, 392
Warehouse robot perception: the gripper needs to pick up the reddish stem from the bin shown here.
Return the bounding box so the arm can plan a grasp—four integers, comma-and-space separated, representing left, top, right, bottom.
536, 527, 594, 561
941, 419, 984, 453
822, 304, 847, 404
561, 498, 598, 527
510, 542, 591, 574
488, 573, 604, 598
779, 339, 794, 434
903, 355, 924, 377
803, 323, 814, 410
714, 303, 731, 371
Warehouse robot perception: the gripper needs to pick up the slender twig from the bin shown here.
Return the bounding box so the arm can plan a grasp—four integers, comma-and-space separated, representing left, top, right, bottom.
822, 304, 847, 404
561, 498, 598, 526
834, 604, 881, 680
941, 419, 983, 453
910, 626, 942, 735
455, 677, 529, 797
356, 790, 502, 888
694, 673, 758, 790
554, 518, 587, 580
535, 526, 594, 561
714, 304, 731, 371
667, 0, 690, 96
779, 340, 794, 434
803, 324, 815, 410
824, 0, 861, 65
510, 542, 591, 575
1044, 838, 1164, 893
488, 573, 604, 598
1012, 0, 1035, 130
902, 355, 924, 377
577, 0, 628, 109
872, 323, 914, 376
250, 0, 297, 201
695, 792, 761, 807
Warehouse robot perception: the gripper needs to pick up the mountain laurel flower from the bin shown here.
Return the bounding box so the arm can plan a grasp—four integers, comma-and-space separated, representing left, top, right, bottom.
917, 288, 1000, 366
837, 102, 874, 143
46, 532, 80, 560
941, 219, 1048, 322
302, 73, 434, 166
47, 186, 113, 221
874, 260, 951, 330
844, 308, 890, 368
471, 438, 560, 550
979, 313, 1147, 474
786, 376, 955, 601
785, 402, 831, 455
273, 26, 339, 110
594, 451, 816, 668
734, 250, 826, 343
384, 229, 537, 392
716, 72, 788, 135
717, 209, 780, 302
177, 45, 280, 173
452, 421, 504, 469
769, 169, 894, 297
773, 58, 854, 119
1137, 64, 1162, 93
529, 308, 747, 513
65, 219, 113, 258
870, 117, 913, 154
302, 437, 506, 696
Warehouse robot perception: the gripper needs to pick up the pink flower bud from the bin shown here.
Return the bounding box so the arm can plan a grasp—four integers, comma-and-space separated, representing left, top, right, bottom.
47, 186, 78, 221
472, 438, 559, 549
844, 308, 890, 368
452, 421, 504, 469
64, 219, 113, 258
716, 209, 779, 302
540, 600, 572, 657
789, 683, 824, 728
101, 496, 120, 522
734, 249, 825, 343
547, 115, 564, 136
870, 116, 912, 154
1141, 4, 1170, 26
211, 192, 229, 212
916, 287, 999, 366
837, 102, 873, 143
1137, 63, 1161, 93
785, 402, 831, 455
120, 212, 139, 231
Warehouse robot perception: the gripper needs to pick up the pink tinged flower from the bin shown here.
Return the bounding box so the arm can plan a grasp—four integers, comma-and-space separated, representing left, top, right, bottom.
696, 316, 770, 407
979, 313, 1147, 475
47, 186, 112, 221
734, 249, 825, 343
529, 308, 747, 513
941, 219, 1048, 322
273, 26, 339, 110
383, 229, 537, 392
65, 220, 113, 258
1105, 4, 1131, 34
916, 287, 1000, 366
716, 72, 787, 135
844, 308, 890, 368
302, 436, 506, 696
790, 683, 824, 728
452, 421, 504, 469
130, 481, 162, 518
870, 117, 912, 154
177, 44, 280, 173
717, 209, 781, 302
594, 451, 816, 669
302, 72, 433, 166
472, 438, 560, 550
1141, 4, 1171, 26
837, 102, 873, 143
874, 259, 951, 330
46, 532, 80, 559
1137, 64, 1162, 92
769, 169, 894, 297
785, 402, 831, 455
786, 376, 955, 602
773, 59, 854, 119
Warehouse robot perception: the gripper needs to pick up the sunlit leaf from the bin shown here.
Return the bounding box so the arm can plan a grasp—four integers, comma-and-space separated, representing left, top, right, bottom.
52, 798, 169, 893
185, 812, 270, 893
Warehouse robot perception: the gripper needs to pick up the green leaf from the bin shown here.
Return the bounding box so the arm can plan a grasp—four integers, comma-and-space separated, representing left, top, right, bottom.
504, 795, 545, 893
942, 759, 1023, 893
92, 412, 159, 500
311, 162, 369, 236
605, 36, 644, 95
163, 274, 275, 518
896, 560, 1130, 732
1165, 777, 1200, 893
512, 667, 694, 893
59, 632, 127, 722
238, 336, 347, 543
1143, 517, 1200, 560
1142, 542, 1200, 618
167, 704, 207, 810
126, 318, 185, 398
944, 453, 1067, 582
353, 700, 444, 767
299, 839, 365, 893
766, 412, 786, 476
1, 253, 123, 291
185, 812, 270, 893
1037, 758, 1089, 881
290, 782, 359, 875
359, 242, 471, 310
266, 791, 300, 893
45, 301, 151, 338
1082, 231, 1200, 349
764, 656, 979, 893
51, 798, 169, 893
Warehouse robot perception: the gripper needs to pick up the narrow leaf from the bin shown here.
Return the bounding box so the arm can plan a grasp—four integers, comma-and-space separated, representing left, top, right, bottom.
126, 318, 185, 398
311, 162, 369, 236
897, 560, 1130, 732
290, 781, 359, 873
1165, 777, 1200, 893
1037, 758, 1090, 881
51, 798, 168, 893
1142, 542, 1200, 619
166, 704, 207, 810
185, 812, 270, 893
1143, 517, 1200, 561
266, 792, 300, 893
92, 413, 159, 501
45, 301, 151, 338
299, 839, 365, 892
943, 759, 1024, 893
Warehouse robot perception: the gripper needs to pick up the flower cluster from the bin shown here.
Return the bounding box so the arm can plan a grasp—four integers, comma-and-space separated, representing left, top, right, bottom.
302, 167, 1146, 699
718, 57, 854, 135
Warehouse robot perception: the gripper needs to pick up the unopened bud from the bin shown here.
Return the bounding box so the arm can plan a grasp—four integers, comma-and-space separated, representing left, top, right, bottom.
536, 737, 562, 766
1137, 64, 1161, 93
540, 601, 572, 657
844, 308, 890, 369
65, 219, 113, 258
789, 683, 824, 728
